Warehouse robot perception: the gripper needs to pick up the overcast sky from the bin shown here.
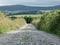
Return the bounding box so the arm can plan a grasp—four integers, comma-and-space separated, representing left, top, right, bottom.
0, 0, 60, 7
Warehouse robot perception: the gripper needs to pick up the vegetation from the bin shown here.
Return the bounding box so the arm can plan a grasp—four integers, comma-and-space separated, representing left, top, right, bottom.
32, 17, 41, 29
0, 10, 60, 37
24, 16, 33, 23
32, 10, 60, 37
8, 14, 42, 17
0, 12, 26, 33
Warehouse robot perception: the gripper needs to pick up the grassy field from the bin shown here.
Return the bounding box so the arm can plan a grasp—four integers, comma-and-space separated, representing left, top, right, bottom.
0, 13, 42, 33
8, 14, 42, 18
0, 13, 26, 33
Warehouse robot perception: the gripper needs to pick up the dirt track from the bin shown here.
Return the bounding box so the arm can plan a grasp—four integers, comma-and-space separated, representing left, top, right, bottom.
0, 24, 60, 45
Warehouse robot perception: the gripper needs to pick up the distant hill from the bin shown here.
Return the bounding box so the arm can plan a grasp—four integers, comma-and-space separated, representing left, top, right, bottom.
0, 5, 60, 11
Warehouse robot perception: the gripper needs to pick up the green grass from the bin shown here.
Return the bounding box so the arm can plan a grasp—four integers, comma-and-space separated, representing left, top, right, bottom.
0, 13, 26, 33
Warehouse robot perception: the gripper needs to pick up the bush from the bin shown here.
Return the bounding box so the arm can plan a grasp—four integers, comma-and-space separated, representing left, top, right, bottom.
24, 16, 33, 23
32, 10, 60, 37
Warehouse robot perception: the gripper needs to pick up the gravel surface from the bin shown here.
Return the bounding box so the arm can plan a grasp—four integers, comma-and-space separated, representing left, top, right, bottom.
0, 24, 60, 45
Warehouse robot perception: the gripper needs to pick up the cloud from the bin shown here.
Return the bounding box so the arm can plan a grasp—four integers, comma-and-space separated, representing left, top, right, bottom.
0, 0, 60, 6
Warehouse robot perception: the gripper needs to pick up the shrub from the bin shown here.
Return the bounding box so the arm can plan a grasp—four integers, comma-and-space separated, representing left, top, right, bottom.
24, 16, 33, 23
32, 10, 60, 36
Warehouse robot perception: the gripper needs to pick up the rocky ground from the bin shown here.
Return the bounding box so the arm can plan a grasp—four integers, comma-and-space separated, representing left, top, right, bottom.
0, 24, 60, 45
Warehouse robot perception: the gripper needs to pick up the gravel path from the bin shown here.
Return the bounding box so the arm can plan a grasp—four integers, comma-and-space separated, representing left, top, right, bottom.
0, 24, 60, 45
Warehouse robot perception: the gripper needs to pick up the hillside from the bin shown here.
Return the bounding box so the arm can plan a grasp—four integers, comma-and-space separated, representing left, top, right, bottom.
0, 5, 60, 11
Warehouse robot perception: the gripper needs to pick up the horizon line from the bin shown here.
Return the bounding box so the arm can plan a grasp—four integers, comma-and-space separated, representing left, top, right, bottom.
0, 4, 59, 7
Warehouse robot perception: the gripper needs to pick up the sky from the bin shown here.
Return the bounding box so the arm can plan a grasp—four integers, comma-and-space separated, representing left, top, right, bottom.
0, 0, 60, 7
